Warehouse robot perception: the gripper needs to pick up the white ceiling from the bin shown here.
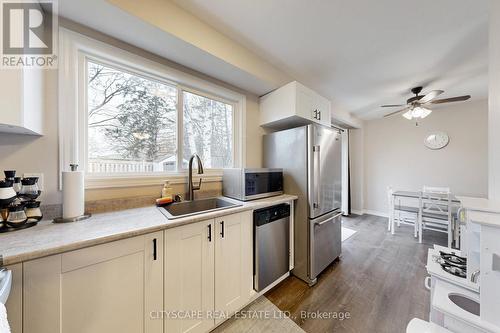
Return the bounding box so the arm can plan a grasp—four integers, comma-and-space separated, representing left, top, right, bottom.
57, 0, 285, 96
172, 0, 489, 119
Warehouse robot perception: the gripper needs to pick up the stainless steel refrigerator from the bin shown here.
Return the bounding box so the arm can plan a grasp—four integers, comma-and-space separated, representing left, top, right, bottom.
263, 124, 342, 285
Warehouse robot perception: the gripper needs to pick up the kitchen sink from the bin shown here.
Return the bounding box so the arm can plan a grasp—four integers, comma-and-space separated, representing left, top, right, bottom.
159, 197, 241, 219
448, 293, 480, 316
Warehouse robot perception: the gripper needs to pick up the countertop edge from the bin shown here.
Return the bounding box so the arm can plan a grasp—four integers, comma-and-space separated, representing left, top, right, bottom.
456, 196, 500, 214
2, 195, 298, 266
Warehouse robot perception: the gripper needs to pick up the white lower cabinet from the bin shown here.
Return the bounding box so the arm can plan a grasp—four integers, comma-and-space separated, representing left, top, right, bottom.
23, 231, 164, 333
18, 211, 255, 333
165, 211, 254, 332
165, 219, 215, 333
214, 212, 253, 324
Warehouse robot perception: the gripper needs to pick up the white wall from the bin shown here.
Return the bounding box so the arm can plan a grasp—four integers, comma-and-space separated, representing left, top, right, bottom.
489, 0, 500, 200
356, 99, 488, 215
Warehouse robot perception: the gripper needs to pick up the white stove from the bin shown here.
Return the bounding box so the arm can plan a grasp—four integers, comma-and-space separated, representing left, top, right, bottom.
431, 279, 500, 333
426, 245, 479, 292
425, 245, 481, 330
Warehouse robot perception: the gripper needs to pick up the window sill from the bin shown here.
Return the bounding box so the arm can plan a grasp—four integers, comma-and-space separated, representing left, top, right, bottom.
85, 171, 223, 189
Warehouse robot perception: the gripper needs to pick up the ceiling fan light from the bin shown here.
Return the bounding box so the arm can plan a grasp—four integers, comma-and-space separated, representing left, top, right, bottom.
402, 110, 413, 120
412, 106, 424, 118
402, 106, 432, 120
420, 107, 432, 118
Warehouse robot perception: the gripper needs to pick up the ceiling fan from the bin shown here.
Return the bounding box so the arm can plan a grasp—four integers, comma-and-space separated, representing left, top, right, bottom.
381, 87, 471, 121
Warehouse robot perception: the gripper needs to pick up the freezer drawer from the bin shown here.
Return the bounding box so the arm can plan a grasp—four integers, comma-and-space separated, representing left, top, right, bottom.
309, 211, 342, 279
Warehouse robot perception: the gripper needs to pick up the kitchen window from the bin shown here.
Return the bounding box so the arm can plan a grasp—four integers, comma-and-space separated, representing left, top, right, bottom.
87, 61, 178, 173
59, 28, 245, 188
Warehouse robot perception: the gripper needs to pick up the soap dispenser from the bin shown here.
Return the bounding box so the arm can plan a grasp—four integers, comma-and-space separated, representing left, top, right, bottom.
161, 181, 172, 199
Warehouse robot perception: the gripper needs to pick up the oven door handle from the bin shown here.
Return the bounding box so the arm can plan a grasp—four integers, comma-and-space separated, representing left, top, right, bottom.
424, 276, 432, 291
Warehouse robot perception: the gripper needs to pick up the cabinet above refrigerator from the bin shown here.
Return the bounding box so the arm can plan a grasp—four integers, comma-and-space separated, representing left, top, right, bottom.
260, 81, 332, 129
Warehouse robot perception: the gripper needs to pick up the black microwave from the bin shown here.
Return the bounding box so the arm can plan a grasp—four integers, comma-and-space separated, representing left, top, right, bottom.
222, 168, 283, 201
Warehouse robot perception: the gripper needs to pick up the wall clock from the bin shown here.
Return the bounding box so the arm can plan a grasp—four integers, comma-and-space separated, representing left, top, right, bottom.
424, 131, 449, 150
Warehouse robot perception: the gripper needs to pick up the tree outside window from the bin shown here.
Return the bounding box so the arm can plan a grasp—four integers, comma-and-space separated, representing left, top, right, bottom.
87, 61, 234, 173
183, 91, 233, 169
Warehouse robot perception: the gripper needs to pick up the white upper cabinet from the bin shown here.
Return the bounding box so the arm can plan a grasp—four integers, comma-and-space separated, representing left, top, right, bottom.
0, 68, 44, 135
260, 81, 331, 128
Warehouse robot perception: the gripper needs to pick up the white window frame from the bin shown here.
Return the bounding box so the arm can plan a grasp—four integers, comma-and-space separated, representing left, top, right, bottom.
58, 28, 246, 189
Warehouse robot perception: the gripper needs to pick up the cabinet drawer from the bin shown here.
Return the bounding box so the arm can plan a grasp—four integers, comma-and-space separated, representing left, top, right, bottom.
62, 236, 144, 272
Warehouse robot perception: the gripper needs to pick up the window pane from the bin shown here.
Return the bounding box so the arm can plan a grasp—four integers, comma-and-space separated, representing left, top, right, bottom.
183, 91, 233, 168
87, 61, 177, 173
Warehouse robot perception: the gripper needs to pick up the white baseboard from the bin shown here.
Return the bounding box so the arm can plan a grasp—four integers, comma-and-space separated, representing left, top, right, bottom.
363, 209, 389, 218
348, 209, 390, 218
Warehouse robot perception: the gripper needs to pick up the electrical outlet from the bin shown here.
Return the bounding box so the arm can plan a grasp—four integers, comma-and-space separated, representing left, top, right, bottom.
23, 173, 44, 191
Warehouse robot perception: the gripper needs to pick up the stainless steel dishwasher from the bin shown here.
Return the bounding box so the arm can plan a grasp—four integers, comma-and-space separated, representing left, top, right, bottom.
254, 203, 290, 292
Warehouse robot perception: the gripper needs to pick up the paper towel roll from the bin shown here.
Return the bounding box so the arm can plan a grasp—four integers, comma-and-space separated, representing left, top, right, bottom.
62, 170, 85, 219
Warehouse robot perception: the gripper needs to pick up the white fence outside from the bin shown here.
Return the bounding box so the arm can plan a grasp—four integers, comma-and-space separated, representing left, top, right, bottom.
88, 159, 174, 173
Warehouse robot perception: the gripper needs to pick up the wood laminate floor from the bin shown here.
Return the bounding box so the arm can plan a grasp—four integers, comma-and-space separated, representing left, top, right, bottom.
266, 214, 447, 333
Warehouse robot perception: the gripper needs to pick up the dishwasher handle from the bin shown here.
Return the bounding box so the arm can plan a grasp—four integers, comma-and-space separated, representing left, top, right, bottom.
0, 268, 12, 305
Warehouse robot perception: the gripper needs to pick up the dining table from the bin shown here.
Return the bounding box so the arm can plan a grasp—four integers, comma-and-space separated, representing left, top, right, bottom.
392, 190, 461, 203
390, 190, 462, 247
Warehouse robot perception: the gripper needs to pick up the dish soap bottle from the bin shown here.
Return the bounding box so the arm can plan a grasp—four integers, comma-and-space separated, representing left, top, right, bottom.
161, 181, 172, 199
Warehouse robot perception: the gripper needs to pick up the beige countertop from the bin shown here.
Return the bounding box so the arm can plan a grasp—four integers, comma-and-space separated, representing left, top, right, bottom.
468, 211, 500, 228
0, 194, 297, 266
457, 195, 500, 213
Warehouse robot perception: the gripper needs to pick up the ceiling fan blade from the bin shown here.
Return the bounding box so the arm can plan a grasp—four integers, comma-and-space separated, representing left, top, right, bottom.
430, 95, 471, 104
380, 104, 406, 108
384, 107, 410, 117
418, 90, 444, 103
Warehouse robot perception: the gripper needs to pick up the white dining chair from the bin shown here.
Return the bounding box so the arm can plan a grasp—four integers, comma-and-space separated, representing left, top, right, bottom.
419, 186, 453, 246
387, 186, 419, 236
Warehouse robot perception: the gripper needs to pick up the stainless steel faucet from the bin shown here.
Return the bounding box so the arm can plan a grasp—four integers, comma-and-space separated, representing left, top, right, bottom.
188, 154, 204, 201
471, 269, 480, 283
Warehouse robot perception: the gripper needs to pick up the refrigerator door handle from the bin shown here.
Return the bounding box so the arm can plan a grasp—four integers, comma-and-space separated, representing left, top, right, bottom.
313, 145, 321, 209
315, 212, 343, 226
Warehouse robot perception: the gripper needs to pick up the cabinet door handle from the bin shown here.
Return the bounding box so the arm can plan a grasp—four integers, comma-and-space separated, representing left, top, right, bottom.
319, 110, 321, 120
208, 224, 212, 242
424, 276, 432, 290
153, 238, 157, 260
220, 221, 225, 238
